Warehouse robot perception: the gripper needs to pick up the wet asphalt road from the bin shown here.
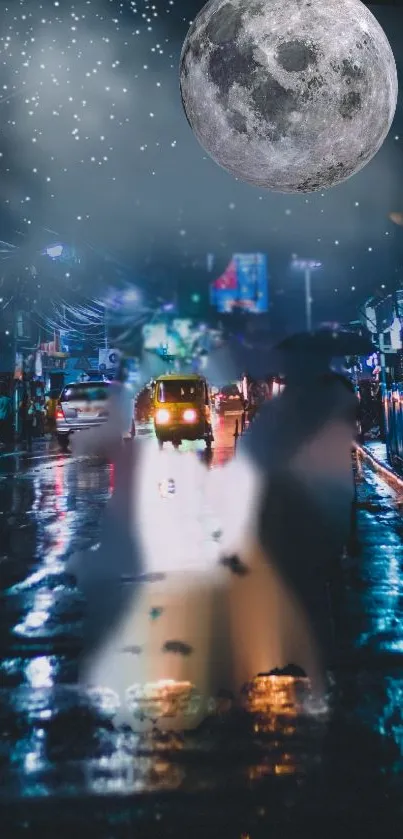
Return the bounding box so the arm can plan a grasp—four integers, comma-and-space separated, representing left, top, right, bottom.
0, 419, 403, 837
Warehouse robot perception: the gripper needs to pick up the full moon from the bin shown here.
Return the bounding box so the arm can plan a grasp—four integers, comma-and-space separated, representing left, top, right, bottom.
179, 0, 398, 192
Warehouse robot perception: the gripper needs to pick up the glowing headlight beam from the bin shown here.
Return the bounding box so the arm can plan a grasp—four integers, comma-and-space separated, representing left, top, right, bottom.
183, 409, 197, 422
155, 408, 170, 424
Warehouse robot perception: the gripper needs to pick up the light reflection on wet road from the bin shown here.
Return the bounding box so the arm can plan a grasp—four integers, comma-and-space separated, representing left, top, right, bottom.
0, 423, 403, 834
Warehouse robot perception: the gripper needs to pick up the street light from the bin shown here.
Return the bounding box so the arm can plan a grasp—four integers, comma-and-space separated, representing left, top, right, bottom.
291, 255, 322, 332
123, 288, 140, 304
45, 244, 64, 259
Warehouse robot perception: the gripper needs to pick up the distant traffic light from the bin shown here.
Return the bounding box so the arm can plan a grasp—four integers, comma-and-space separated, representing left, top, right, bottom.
191, 293, 201, 304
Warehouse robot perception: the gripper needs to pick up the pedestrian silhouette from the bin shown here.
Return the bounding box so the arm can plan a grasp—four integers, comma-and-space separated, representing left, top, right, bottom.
236, 347, 358, 683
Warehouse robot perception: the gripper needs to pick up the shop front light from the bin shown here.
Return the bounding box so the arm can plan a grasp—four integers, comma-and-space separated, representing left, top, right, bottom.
155, 408, 170, 424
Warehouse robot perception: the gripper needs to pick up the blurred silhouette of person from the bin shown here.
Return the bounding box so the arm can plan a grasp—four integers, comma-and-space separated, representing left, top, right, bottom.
235, 351, 358, 683
19, 394, 36, 451
34, 393, 46, 437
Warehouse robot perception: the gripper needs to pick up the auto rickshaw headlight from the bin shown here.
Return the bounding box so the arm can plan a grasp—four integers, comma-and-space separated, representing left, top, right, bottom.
183, 409, 197, 423
155, 408, 170, 424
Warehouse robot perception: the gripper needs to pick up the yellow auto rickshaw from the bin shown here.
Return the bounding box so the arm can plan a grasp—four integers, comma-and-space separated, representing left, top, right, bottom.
152, 373, 214, 450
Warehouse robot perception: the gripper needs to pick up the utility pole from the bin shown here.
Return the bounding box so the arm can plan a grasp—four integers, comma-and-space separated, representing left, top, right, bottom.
304, 267, 312, 333
291, 256, 322, 332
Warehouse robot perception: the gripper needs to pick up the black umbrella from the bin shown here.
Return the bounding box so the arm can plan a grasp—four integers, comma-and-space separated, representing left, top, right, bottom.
276, 328, 374, 358
201, 329, 374, 385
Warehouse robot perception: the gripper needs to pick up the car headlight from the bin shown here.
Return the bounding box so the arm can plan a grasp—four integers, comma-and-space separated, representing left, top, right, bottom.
183, 409, 197, 423
155, 408, 170, 424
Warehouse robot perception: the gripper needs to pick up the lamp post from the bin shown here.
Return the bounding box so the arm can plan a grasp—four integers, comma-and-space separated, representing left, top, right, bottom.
291, 255, 322, 333
45, 244, 64, 259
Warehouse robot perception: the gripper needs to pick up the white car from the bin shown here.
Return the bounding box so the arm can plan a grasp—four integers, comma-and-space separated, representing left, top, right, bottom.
56, 381, 135, 451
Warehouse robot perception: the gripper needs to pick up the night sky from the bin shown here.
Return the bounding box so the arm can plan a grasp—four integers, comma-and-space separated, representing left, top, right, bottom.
0, 1, 403, 331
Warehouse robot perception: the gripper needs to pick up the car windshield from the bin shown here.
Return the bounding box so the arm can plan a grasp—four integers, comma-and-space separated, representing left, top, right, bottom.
61, 383, 110, 402
157, 380, 203, 403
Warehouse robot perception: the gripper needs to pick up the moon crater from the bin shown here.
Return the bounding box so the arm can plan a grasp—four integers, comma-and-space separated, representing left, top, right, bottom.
276, 39, 319, 73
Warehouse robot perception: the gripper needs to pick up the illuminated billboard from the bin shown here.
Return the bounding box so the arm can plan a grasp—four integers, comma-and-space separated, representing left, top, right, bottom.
142, 322, 169, 351
142, 321, 184, 356
141, 319, 224, 361
210, 253, 268, 314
